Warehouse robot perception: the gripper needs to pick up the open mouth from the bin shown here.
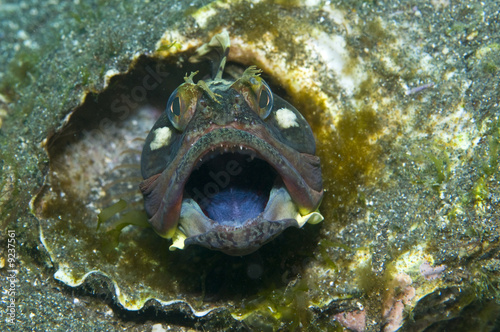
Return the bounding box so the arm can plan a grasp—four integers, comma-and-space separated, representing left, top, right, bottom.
184, 151, 277, 226
176, 142, 305, 255
141, 127, 323, 255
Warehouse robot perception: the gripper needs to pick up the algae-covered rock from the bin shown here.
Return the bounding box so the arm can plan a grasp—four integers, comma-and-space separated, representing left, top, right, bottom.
1, 0, 500, 331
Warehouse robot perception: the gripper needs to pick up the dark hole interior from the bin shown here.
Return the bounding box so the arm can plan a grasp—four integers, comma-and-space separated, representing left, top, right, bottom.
184, 153, 277, 225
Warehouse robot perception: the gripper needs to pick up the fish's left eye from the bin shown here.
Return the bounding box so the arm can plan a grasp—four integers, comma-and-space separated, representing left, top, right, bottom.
257, 80, 273, 119
231, 67, 274, 119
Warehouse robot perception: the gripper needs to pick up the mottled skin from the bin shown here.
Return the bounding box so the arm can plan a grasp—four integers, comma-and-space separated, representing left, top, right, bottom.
140, 33, 323, 255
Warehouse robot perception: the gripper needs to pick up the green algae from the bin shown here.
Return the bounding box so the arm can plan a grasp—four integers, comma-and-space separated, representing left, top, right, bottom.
219, 1, 294, 44
191, 0, 333, 66
425, 148, 452, 193
358, 17, 393, 51
471, 176, 489, 209
97, 199, 128, 227
483, 118, 500, 176
463, 116, 500, 212
315, 106, 383, 221
0, 47, 42, 101
240, 278, 314, 330
97, 199, 150, 250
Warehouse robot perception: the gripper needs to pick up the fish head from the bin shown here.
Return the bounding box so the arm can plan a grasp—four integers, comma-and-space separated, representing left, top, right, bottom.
140, 32, 323, 255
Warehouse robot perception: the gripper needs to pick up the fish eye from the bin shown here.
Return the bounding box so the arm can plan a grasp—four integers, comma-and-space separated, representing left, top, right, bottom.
166, 87, 183, 130
167, 89, 181, 116
230, 67, 274, 119
165, 84, 200, 131
257, 80, 273, 119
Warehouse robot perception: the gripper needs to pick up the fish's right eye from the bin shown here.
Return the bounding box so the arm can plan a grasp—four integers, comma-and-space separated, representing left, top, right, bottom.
165, 84, 201, 131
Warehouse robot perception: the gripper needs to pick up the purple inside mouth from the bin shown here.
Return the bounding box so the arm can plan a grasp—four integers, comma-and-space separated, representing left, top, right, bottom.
184, 153, 277, 226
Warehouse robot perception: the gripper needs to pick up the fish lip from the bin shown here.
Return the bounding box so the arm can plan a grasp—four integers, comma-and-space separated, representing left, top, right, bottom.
177, 183, 303, 255
183, 215, 300, 256
190, 141, 259, 171
144, 127, 323, 239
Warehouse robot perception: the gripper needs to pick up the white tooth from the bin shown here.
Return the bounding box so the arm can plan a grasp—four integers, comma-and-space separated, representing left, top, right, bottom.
246, 151, 255, 162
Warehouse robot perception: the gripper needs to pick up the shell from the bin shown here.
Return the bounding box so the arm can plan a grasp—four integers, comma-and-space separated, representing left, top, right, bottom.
20, 0, 500, 330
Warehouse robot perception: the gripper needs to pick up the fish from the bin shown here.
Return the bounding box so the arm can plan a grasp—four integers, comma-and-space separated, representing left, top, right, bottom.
140, 31, 324, 255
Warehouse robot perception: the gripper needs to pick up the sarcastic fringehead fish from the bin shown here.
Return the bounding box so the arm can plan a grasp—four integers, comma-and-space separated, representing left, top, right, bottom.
140, 32, 323, 255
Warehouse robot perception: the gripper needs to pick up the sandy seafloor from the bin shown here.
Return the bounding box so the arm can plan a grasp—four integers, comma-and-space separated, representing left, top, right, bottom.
1, 0, 500, 331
